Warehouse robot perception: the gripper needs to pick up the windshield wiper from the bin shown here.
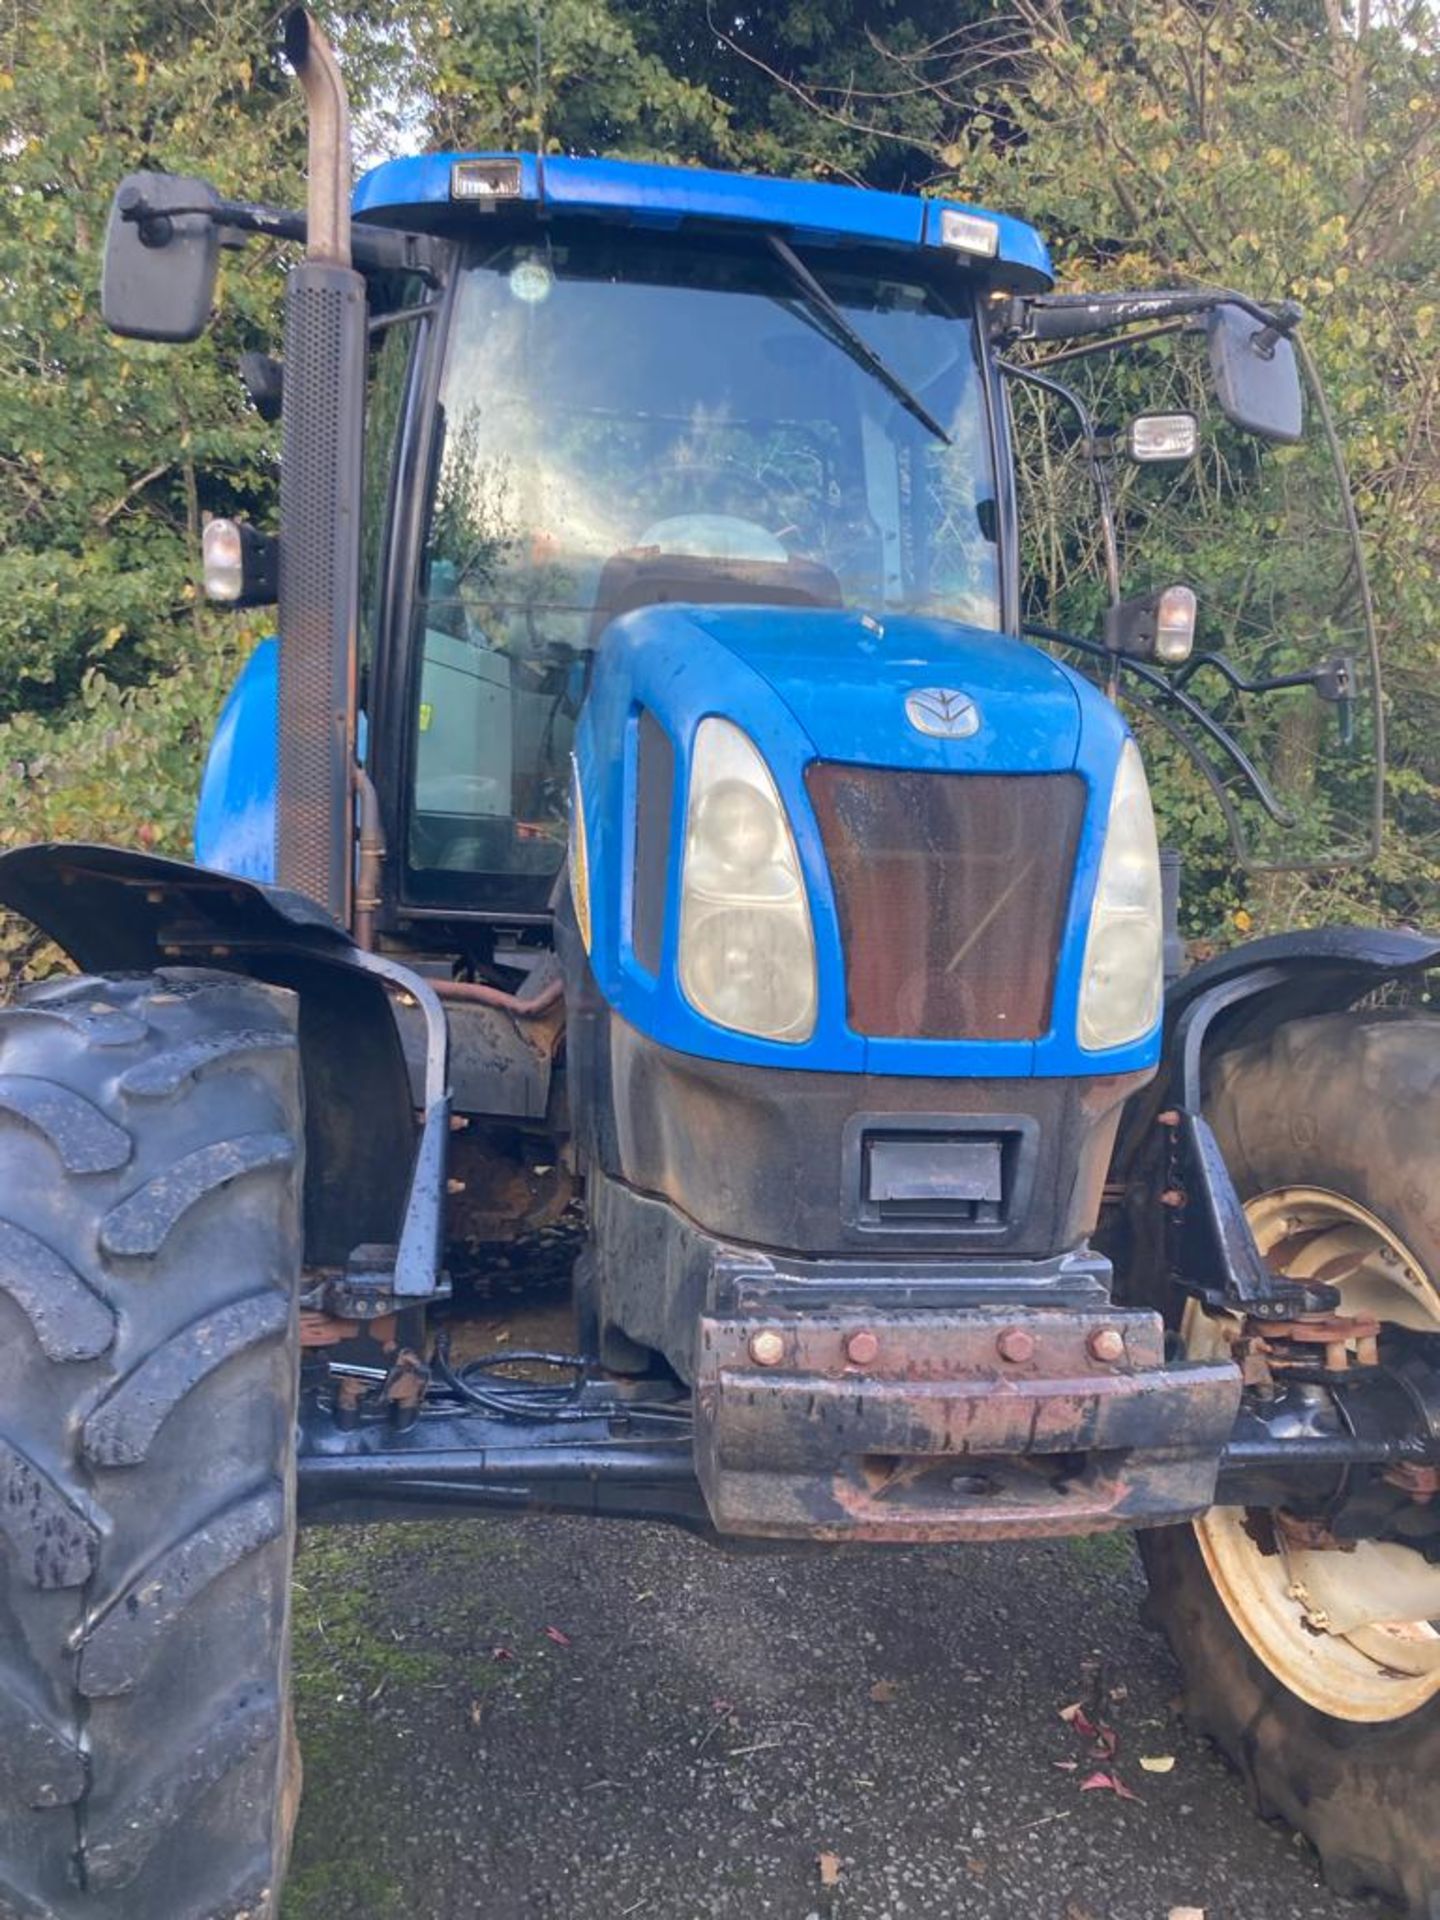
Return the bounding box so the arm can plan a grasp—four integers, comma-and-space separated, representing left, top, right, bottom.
765, 234, 952, 446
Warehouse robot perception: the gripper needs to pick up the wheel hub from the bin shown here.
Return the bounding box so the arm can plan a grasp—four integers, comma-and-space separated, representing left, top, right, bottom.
1188, 1185, 1440, 1724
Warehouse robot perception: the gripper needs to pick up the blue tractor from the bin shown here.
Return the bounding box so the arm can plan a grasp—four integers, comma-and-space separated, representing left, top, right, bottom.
1, 13, 1437, 1915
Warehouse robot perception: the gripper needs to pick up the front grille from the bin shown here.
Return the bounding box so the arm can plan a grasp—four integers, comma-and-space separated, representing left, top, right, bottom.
805, 766, 1085, 1040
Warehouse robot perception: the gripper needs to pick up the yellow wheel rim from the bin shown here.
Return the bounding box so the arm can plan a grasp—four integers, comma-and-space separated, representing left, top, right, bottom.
1187, 1185, 1440, 1725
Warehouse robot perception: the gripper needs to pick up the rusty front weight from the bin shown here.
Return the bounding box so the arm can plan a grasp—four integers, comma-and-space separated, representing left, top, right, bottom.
694, 1305, 1239, 1542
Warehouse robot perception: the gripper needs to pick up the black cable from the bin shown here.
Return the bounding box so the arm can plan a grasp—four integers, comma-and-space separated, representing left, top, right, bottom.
431, 1330, 595, 1421
427, 1331, 694, 1426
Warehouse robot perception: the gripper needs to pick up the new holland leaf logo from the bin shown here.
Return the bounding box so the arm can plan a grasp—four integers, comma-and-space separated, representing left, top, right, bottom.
903, 686, 981, 738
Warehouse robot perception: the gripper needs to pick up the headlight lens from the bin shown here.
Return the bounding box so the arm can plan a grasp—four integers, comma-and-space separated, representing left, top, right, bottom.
1078, 739, 1163, 1050
679, 719, 817, 1041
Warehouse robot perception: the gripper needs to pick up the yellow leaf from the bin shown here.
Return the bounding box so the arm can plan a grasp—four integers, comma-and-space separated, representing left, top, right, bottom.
1233, 909, 1253, 933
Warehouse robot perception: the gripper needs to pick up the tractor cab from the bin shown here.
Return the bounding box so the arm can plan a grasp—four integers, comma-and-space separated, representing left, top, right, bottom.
402, 211, 1004, 909
333, 152, 1053, 926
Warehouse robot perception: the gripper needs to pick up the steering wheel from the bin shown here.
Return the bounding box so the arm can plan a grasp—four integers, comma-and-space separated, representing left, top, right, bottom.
650, 456, 791, 534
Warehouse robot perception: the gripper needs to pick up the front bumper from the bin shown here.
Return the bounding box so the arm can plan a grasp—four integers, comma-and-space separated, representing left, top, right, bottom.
695, 1304, 1240, 1541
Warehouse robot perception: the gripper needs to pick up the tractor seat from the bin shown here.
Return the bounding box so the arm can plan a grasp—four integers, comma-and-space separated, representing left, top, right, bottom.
587, 547, 843, 647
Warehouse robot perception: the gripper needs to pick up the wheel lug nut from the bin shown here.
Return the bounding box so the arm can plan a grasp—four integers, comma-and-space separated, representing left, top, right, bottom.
996, 1327, 1035, 1364
1088, 1327, 1126, 1364
845, 1330, 880, 1366
748, 1330, 786, 1368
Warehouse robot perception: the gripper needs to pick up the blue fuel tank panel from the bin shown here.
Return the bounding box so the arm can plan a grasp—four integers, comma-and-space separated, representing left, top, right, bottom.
194, 635, 278, 881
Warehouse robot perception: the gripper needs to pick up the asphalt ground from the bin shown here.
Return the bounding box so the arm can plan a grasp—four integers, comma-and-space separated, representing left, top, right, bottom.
280, 1242, 1370, 1920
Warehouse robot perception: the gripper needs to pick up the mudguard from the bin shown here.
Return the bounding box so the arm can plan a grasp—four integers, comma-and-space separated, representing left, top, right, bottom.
0, 842, 448, 1295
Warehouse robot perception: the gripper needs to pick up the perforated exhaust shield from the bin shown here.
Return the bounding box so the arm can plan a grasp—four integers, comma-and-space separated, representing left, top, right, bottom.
277, 261, 367, 919
806, 767, 1085, 1040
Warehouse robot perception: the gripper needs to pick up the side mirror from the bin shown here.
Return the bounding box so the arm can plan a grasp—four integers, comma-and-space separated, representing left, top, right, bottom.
1207, 303, 1304, 444
102, 172, 221, 342
1126, 413, 1199, 463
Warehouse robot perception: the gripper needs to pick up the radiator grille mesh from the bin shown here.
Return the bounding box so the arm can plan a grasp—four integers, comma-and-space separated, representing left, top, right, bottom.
805, 766, 1085, 1040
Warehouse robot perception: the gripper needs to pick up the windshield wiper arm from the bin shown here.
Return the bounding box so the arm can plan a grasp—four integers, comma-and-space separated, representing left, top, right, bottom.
765, 234, 952, 446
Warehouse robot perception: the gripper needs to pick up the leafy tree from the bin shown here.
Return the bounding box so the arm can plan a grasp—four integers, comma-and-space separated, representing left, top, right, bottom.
419, 0, 996, 180
830, 0, 1440, 926
2, 0, 1434, 951
0, 0, 314, 722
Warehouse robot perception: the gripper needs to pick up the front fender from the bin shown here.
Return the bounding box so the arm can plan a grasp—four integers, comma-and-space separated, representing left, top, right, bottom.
1164, 924, 1440, 1107
0, 843, 448, 1295
0, 840, 342, 973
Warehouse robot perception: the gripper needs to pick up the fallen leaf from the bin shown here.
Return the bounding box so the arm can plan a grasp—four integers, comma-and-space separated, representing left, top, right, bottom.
1052, 1759, 1079, 1772
490, 1645, 514, 1663
469, 1699, 485, 1728
965, 1857, 988, 1877
1168, 1910, 1206, 1920
1059, 1702, 1106, 1742
543, 1625, 572, 1647
1079, 1769, 1142, 1802
1140, 1754, 1176, 1774
868, 1680, 897, 1704
817, 1851, 842, 1887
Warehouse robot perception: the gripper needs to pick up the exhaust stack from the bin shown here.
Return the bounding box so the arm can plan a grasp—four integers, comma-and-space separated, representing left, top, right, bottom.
275, 8, 366, 924
284, 10, 352, 267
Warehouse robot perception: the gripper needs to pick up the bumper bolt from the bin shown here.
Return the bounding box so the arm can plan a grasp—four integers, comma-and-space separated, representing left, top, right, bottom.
996, 1327, 1035, 1364
845, 1329, 880, 1366
748, 1330, 786, 1368
1088, 1327, 1126, 1364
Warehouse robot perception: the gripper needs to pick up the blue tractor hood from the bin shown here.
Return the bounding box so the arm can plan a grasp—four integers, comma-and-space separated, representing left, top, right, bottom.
575, 602, 1146, 1080
652, 606, 1085, 774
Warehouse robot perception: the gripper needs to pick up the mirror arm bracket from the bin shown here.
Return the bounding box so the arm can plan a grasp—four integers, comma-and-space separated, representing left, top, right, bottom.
118, 191, 446, 286
999, 287, 1302, 348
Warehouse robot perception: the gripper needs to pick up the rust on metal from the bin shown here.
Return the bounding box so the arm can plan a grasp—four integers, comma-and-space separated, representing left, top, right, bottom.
299, 1310, 360, 1348
383, 1348, 430, 1416
1087, 1327, 1126, 1364
1385, 1462, 1440, 1502
694, 1305, 1240, 1543
444, 1122, 575, 1243
995, 1326, 1035, 1365
1274, 1510, 1357, 1554
844, 1329, 880, 1367
1234, 1308, 1385, 1377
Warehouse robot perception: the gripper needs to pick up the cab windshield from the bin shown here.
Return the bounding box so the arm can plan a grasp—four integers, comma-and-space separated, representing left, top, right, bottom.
407, 226, 1000, 903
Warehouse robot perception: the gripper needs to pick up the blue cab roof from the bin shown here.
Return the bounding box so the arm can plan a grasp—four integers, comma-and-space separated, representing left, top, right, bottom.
354, 152, 1053, 292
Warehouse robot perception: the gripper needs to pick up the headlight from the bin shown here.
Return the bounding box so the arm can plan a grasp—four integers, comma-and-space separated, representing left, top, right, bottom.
1078, 739, 1163, 1050
679, 719, 817, 1041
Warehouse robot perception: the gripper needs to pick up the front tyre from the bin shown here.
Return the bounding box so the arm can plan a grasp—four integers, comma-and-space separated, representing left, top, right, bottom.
0, 969, 304, 1917
1141, 1011, 1440, 1916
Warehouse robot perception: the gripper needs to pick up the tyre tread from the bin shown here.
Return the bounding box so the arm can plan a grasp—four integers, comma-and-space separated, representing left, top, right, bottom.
0, 970, 302, 1917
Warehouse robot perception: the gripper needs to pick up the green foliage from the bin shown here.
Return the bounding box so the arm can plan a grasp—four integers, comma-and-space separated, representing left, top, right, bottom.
2, 0, 1434, 951
0, 0, 309, 720
903, 0, 1440, 927
422, 0, 987, 177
